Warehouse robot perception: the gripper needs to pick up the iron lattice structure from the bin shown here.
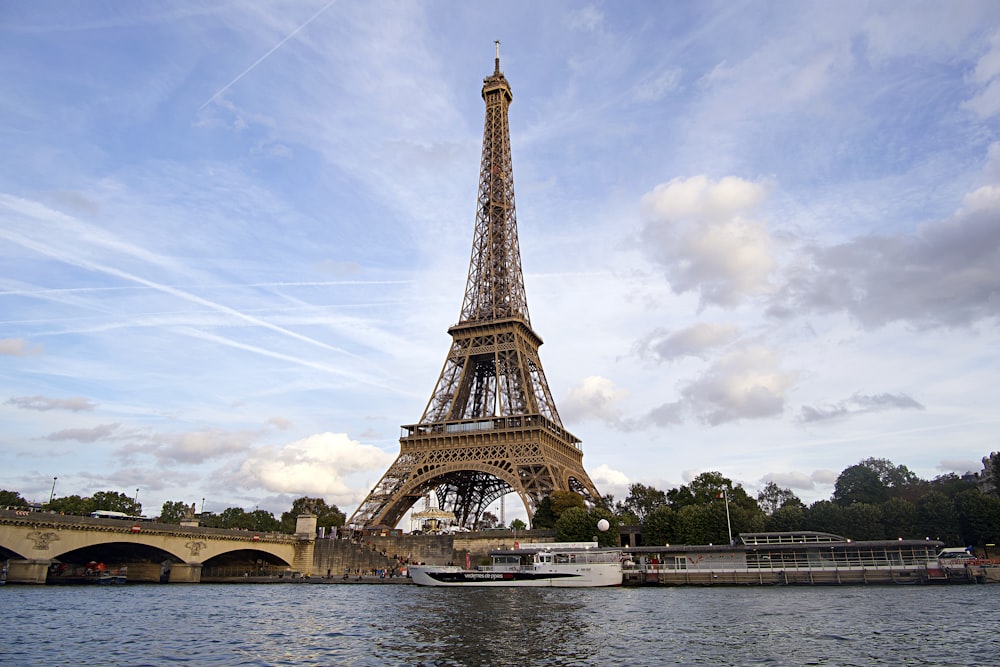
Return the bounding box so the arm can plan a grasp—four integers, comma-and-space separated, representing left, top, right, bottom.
347, 46, 600, 531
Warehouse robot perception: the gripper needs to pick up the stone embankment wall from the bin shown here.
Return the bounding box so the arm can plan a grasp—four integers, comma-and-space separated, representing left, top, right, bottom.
311, 530, 556, 573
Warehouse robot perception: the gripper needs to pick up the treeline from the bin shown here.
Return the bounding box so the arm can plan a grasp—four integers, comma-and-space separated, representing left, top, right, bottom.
0, 489, 346, 537
541, 458, 999, 549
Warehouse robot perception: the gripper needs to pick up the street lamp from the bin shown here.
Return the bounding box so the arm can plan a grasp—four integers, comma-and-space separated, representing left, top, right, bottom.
49, 477, 57, 504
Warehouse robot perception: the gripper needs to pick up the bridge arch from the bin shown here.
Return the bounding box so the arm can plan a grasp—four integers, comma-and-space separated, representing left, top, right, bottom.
0, 510, 312, 583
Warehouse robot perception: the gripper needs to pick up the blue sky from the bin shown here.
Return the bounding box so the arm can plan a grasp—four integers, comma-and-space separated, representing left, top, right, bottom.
2, 1, 999, 525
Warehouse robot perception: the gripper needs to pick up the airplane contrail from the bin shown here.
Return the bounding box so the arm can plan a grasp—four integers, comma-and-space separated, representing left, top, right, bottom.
199, 0, 337, 110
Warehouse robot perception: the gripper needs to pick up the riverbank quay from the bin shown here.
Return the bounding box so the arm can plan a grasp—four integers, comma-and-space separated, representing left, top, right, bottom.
201, 574, 414, 585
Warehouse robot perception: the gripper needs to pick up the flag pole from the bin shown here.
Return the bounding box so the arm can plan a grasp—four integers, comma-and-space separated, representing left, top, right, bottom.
723, 489, 733, 546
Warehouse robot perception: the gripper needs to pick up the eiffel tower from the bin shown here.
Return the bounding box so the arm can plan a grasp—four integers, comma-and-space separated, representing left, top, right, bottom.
347, 44, 600, 531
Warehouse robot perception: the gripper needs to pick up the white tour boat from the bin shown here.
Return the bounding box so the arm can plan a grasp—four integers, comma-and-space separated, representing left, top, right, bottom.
409, 542, 623, 587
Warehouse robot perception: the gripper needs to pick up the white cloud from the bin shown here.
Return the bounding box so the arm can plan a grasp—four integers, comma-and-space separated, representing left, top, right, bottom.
800, 392, 924, 423
128, 428, 260, 464
7, 395, 96, 412
238, 432, 395, 507
638, 176, 776, 307
45, 423, 120, 442
770, 183, 1000, 328
561, 376, 629, 425
761, 469, 839, 492
634, 322, 738, 362
0, 338, 43, 356
640, 346, 797, 427
811, 470, 838, 486
590, 463, 629, 487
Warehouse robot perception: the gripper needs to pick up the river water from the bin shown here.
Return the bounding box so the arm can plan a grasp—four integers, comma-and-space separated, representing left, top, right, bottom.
1, 583, 996, 666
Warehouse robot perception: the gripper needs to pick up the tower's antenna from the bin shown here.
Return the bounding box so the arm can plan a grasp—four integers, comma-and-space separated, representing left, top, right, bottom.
494, 40, 500, 74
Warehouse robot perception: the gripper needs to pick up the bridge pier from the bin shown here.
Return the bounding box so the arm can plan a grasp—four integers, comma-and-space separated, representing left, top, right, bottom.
6, 559, 53, 584
168, 562, 203, 583
293, 513, 318, 577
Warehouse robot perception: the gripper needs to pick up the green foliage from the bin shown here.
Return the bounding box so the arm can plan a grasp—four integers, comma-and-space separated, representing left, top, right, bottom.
509, 518, 527, 531
757, 482, 802, 515
833, 465, 890, 506
554, 507, 591, 542
805, 500, 848, 536
279, 497, 345, 534
531, 491, 585, 529
880, 497, 917, 539
858, 457, 919, 490
766, 503, 805, 532
0, 489, 28, 507
673, 504, 730, 545
622, 483, 667, 522
554, 506, 619, 546
641, 505, 675, 546
955, 489, 1000, 546
91, 490, 141, 516
532, 496, 556, 529
550, 490, 586, 516
915, 491, 961, 544
45, 490, 140, 516
46, 494, 92, 515
158, 501, 192, 524
843, 503, 885, 541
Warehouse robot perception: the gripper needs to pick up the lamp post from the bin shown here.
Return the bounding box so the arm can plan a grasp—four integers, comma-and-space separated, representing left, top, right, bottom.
49, 477, 57, 504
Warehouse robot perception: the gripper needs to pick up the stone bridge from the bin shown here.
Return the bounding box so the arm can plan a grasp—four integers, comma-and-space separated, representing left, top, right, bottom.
0, 509, 317, 584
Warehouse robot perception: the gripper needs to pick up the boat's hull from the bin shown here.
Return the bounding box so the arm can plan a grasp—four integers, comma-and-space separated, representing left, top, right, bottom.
409, 564, 622, 587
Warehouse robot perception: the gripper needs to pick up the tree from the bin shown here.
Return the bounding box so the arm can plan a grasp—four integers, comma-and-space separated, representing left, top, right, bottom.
554, 507, 619, 547
91, 490, 141, 516
622, 483, 667, 523
757, 482, 801, 516
843, 503, 884, 541
250, 508, 281, 532
0, 489, 28, 507
550, 491, 586, 517
833, 464, 889, 506
915, 491, 961, 545
532, 491, 585, 529
279, 497, 345, 534
766, 503, 805, 532
927, 473, 976, 499
555, 507, 592, 543
46, 494, 92, 516
532, 496, 557, 529
478, 511, 499, 530
673, 504, 730, 545
858, 457, 920, 490
666, 485, 695, 510
642, 505, 675, 546
159, 500, 192, 524
509, 518, 527, 532
880, 497, 917, 539
217, 507, 251, 529
955, 489, 1000, 547
805, 500, 848, 536
591, 507, 620, 548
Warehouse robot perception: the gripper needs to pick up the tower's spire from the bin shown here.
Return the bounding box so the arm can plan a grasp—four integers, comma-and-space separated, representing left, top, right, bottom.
460, 42, 525, 326
494, 40, 500, 75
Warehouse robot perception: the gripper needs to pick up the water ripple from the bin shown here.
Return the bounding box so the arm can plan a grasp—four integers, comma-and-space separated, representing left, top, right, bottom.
0, 584, 997, 666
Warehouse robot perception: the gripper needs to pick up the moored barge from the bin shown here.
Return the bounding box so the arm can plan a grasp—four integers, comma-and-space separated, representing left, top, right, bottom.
621, 531, 988, 586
